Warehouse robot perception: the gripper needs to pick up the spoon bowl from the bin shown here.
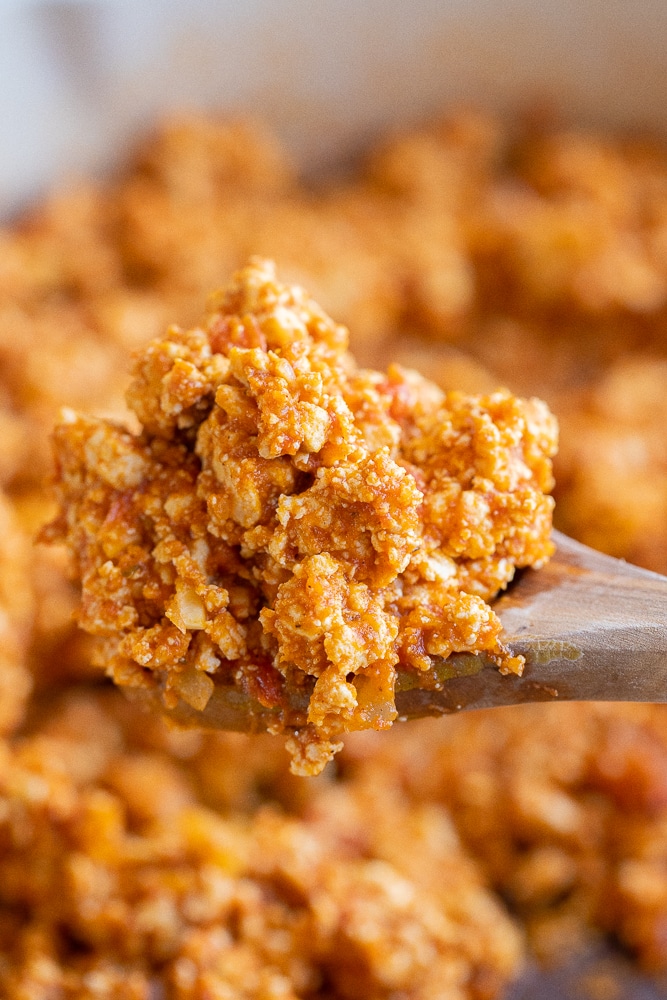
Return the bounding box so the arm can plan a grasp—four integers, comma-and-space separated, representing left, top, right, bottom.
136, 532, 667, 733
398, 530, 667, 719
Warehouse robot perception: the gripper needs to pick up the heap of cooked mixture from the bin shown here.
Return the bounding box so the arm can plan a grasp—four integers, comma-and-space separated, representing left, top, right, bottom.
0, 688, 524, 1000
47, 258, 556, 775
2, 109, 667, 998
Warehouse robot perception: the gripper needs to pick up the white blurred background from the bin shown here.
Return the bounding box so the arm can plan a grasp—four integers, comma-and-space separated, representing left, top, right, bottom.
1, 0, 667, 213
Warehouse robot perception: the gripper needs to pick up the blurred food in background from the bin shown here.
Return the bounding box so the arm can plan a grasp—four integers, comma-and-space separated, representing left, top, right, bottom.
1, 108, 667, 997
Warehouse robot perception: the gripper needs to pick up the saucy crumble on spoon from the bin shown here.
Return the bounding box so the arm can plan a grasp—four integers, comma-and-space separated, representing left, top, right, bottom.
46, 258, 557, 775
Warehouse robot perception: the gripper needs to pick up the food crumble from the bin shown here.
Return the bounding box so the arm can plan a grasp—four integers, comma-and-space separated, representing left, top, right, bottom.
47, 258, 556, 775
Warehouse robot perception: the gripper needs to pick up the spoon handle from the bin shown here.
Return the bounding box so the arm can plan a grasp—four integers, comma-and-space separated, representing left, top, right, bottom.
396, 532, 667, 719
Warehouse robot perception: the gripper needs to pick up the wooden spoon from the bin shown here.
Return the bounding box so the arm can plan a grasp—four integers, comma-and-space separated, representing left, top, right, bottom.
398, 530, 667, 720
137, 531, 667, 733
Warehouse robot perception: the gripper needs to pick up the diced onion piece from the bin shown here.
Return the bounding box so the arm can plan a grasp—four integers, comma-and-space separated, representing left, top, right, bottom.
166, 580, 207, 632
172, 668, 214, 711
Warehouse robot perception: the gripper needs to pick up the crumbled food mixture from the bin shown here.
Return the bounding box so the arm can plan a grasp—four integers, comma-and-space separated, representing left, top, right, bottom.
47, 258, 556, 775
337, 701, 667, 973
2, 108, 667, 997
0, 689, 524, 1000
0, 491, 33, 736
